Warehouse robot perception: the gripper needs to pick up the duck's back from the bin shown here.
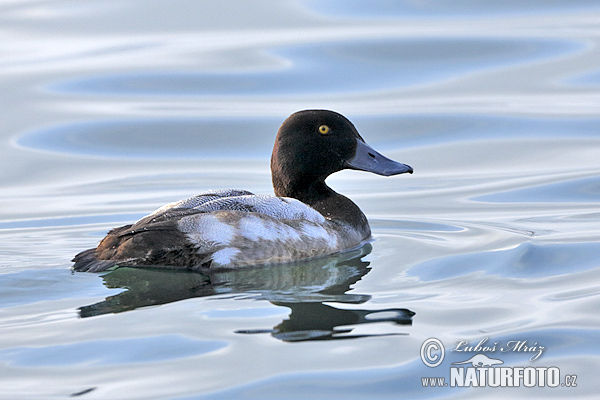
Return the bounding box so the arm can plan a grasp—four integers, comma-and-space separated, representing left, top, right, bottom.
72, 189, 365, 272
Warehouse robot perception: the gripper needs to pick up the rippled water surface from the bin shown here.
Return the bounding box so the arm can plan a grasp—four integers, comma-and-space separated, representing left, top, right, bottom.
1, 1, 599, 399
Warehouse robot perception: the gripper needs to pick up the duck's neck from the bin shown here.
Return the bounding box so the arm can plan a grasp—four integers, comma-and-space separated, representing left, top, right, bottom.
273, 177, 371, 237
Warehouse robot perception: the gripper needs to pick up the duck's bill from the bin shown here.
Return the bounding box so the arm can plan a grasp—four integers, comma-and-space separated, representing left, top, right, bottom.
346, 139, 413, 176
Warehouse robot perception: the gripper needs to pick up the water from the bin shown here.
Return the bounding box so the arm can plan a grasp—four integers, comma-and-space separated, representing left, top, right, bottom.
1, 1, 599, 399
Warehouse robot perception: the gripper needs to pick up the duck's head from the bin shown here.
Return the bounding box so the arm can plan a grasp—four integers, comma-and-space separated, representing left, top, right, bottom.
271, 110, 413, 197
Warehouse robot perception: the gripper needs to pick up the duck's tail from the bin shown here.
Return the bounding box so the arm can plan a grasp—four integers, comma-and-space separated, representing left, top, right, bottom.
72, 248, 118, 273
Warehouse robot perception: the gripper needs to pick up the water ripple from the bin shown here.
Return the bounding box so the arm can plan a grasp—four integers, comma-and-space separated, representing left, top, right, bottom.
48, 38, 582, 97
409, 241, 600, 280
16, 117, 278, 159
0, 335, 226, 366
15, 114, 600, 159
304, 0, 600, 19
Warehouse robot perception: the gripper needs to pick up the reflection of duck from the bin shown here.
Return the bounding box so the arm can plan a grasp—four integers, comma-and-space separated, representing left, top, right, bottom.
78, 246, 415, 342
255, 303, 414, 342
79, 245, 372, 317
73, 110, 412, 272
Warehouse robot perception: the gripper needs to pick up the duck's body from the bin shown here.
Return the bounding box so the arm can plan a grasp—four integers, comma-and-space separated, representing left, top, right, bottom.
73, 110, 412, 272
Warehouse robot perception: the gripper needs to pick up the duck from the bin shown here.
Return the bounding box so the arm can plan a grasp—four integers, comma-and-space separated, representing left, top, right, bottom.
72, 110, 413, 272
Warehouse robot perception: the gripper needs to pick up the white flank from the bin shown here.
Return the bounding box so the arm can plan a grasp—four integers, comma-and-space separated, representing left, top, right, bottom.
239, 216, 278, 241
178, 214, 236, 245
211, 247, 240, 265
300, 222, 337, 248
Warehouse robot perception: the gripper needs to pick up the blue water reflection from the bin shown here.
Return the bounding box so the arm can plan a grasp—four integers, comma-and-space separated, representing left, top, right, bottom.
17, 114, 600, 159
17, 118, 278, 159
410, 241, 600, 281
476, 175, 600, 203
190, 327, 597, 400
48, 38, 582, 97
305, 0, 600, 18
0, 335, 226, 367
2, 0, 600, 398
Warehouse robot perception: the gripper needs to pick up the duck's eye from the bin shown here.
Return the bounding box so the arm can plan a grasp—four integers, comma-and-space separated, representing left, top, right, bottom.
318, 125, 330, 135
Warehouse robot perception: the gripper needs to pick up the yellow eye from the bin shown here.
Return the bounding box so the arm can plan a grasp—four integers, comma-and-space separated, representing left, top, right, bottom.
318, 125, 330, 135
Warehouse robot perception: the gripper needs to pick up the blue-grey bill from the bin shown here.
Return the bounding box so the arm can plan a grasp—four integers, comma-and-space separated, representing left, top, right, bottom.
346, 139, 413, 176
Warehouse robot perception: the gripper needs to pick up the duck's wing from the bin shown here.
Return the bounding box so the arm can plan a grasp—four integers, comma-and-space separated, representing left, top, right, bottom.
73, 207, 204, 272
73, 189, 251, 273
143, 189, 254, 219
193, 195, 326, 223
133, 191, 324, 229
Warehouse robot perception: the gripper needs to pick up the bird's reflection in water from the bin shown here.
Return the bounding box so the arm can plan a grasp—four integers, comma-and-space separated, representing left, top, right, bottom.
78, 244, 415, 342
